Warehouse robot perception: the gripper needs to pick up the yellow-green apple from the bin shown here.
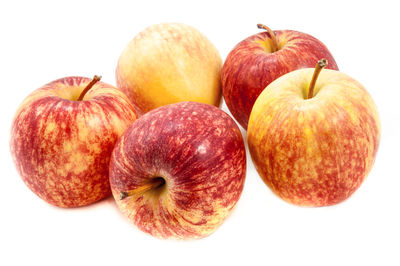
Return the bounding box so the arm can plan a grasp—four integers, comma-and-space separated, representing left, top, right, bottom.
116, 23, 222, 116
247, 60, 380, 207
10, 76, 137, 208
222, 24, 339, 129
109, 101, 246, 239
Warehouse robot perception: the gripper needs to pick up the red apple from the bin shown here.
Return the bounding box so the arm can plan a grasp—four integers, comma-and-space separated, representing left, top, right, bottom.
109, 101, 246, 239
247, 60, 380, 206
10, 76, 137, 207
222, 24, 339, 129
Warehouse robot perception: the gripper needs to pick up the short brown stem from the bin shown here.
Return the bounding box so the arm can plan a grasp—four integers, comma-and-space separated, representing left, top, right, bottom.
119, 178, 165, 200
307, 59, 328, 99
257, 23, 278, 52
77, 75, 102, 101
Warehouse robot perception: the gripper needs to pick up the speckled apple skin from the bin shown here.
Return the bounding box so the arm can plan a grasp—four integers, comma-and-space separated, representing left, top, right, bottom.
116, 23, 222, 116
248, 69, 380, 206
10, 77, 137, 208
109, 101, 246, 239
222, 30, 338, 129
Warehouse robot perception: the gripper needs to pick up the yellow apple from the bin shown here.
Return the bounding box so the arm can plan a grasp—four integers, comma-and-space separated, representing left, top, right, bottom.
116, 23, 222, 115
248, 60, 380, 206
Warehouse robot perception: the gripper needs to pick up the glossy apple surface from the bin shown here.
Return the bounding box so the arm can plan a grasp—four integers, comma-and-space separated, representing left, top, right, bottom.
222, 27, 338, 129
10, 76, 137, 207
109, 101, 246, 239
247, 68, 380, 206
116, 23, 222, 116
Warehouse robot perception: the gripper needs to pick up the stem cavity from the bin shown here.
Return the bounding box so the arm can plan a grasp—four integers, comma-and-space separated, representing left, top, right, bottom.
257, 23, 278, 53
307, 59, 328, 99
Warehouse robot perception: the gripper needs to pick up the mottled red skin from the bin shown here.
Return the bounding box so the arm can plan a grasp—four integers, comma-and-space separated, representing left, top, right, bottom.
222, 30, 339, 129
10, 77, 137, 207
247, 69, 380, 206
109, 101, 246, 239
251, 107, 379, 206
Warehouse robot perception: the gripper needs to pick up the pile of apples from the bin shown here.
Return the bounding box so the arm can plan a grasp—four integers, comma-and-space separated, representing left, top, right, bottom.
10, 23, 380, 239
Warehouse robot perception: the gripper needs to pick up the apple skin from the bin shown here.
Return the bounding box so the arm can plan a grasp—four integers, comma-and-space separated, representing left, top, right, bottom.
222, 29, 339, 129
247, 68, 380, 206
116, 23, 222, 116
109, 101, 246, 239
10, 77, 138, 208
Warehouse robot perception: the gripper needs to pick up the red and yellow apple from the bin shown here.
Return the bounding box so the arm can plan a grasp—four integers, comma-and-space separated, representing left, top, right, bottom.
116, 23, 222, 116
247, 60, 380, 206
10, 76, 137, 208
109, 101, 246, 239
222, 24, 339, 129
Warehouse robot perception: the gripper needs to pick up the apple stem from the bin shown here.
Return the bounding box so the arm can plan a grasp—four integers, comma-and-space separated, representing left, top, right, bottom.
307, 59, 328, 99
257, 24, 278, 52
77, 75, 102, 101
119, 178, 165, 200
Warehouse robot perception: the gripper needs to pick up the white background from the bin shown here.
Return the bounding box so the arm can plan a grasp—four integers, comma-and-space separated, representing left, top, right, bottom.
1, 0, 399, 265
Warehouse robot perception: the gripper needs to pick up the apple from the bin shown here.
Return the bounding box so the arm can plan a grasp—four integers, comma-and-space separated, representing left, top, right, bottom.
10, 76, 138, 208
109, 101, 246, 239
116, 23, 223, 116
247, 59, 380, 206
222, 24, 339, 129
